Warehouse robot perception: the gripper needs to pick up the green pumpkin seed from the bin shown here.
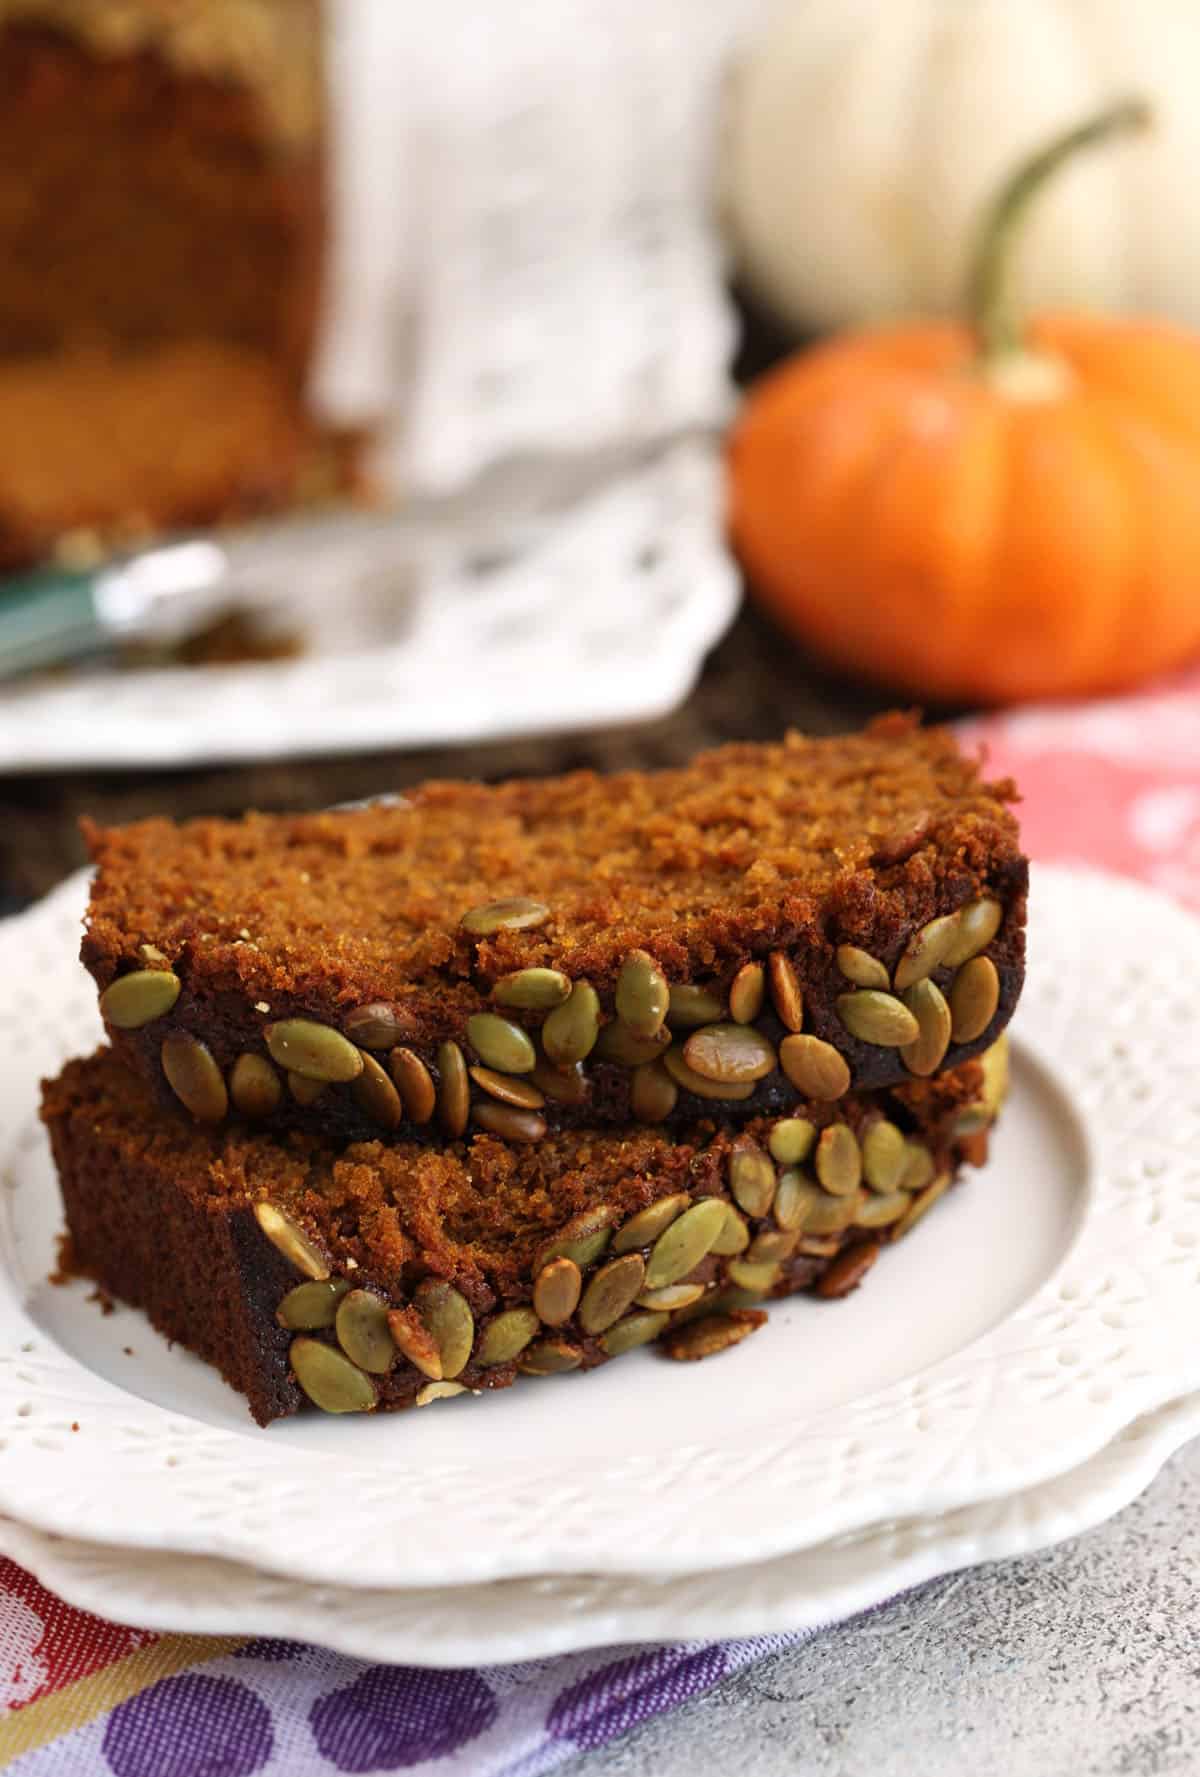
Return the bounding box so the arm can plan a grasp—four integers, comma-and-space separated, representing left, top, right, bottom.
542, 980, 601, 1064
861, 1118, 907, 1192
473, 1101, 547, 1141
768, 1118, 817, 1166
491, 967, 571, 1010
387, 1306, 443, 1380
390, 1047, 436, 1123
637, 1282, 706, 1311
894, 1171, 953, 1239
161, 1031, 228, 1122
949, 956, 1000, 1043
466, 1012, 536, 1075
725, 1258, 782, 1295
856, 1190, 910, 1229
536, 1204, 616, 1272
667, 984, 726, 1029
476, 1307, 540, 1366
469, 1066, 545, 1110
729, 1135, 776, 1218
981, 1034, 1010, 1116
748, 1229, 798, 1263
533, 1256, 582, 1327
579, 1253, 646, 1334
815, 1123, 862, 1196
276, 1277, 349, 1330
893, 913, 963, 991
335, 1289, 396, 1373
519, 1338, 582, 1374
288, 1070, 326, 1106
229, 1052, 282, 1118
683, 1023, 777, 1084
352, 1051, 403, 1129
343, 1003, 417, 1050
709, 1203, 751, 1255
436, 1040, 470, 1138
798, 1235, 841, 1259
899, 979, 952, 1076
669, 1286, 738, 1325
792, 1184, 863, 1235
460, 897, 549, 936
593, 1021, 671, 1068
613, 1193, 691, 1254
290, 1337, 377, 1413
416, 1381, 469, 1405
630, 1060, 678, 1123
529, 1057, 590, 1105
836, 990, 920, 1047
835, 946, 890, 990
779, 1034, 851, 1101
942, 897, 1003, 966
414, 1280, 474, 1379
266, 1019, 364, 1084
728, 961, 765, 1025
600, 1311, 668, 1356
768, 951, 804, 1031
662, 1045, 755, 1102
100, 968, 181, 1030
772, 1169, 811, 1232
616, 949, 670, 1039
253, 1201, 330, 1278
644, 1197, 727, 1289
901, 1140, 935, 1192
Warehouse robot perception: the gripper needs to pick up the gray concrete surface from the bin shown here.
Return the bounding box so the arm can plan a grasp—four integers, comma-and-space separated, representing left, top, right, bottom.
561, 1439, 1200, 1777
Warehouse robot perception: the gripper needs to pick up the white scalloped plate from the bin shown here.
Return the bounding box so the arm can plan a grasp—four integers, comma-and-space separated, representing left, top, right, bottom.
2, 1390, 1197, 1667
1, 865, 1199, 1591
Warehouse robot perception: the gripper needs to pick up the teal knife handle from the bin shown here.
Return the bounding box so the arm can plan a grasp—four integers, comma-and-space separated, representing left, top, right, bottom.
0, 567, 103, 679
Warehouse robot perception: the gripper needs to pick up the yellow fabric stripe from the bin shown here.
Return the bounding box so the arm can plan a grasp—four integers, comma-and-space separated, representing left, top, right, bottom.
0, 1634, 247, 1764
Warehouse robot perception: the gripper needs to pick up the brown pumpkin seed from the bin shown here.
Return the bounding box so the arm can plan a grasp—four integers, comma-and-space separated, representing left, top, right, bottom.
335, 1289, 396, 1374
276, 1278, 349, 1330
683, 1022, 777, 1084
390, 1047, 437, 1123
229, 1052, 282, 1118
630, 1060, 679, 1123
436, 1040, 470, 1138
861, 1118, 907, 1192
856, 1190, 909, 1229
536, 1204, 616, 1272
593, 1021, 671, 1068
616, 949, 670, 1039
662, 1045, 755, 1102
600, 1311, 668, 1356
416, 1381, 469, 1405
254, 1201, 330, 1278
387, 1306, 443, 1380
893, 912, 963, 991
942, 897, 1003, 966
290, 1337, 377, 1413
533, 1256, 582, 1327
835, 946, 890, 990
768, 1117, 817, 1166
662, 1312, 762, 1361
469, 1066, 546, 1110
161, 1032, 228, 1122
266, 1019, 364, 1084
899, 979, 952, 1076
773, 1169, 811, 1232
725, 1258, 782, 1295
491, 967, 571, 1010
612, 1193, 691, 1254
900, 1140, 935, 1192
836, 990, 920, 1047
729, 1135, 776, 1219
779, 1034, 851, 1100
644, 1197, 727, 1290
542, 980, 601, 1064
352, 1051, 403, 1129
768, 950, 804, 1031
460, 897, 549, 936
709, 1203, 751, 1255
894, 1172, 953, 1239
816, 1241, 880, 1298
748, 1228, 799, 1263
472, 1102, 547, 1142
519, 1338, 582, 1375
288, 1071, 326, 1106
100, 968, 182, 1030
529, 1057, 590, 1105
475, 1307, 540, 1367
666, 984, 726, 1029
815, 1123, 862, 1197
949, 956, 1000, 1043
579, 1254, 647, 1334
466, 1012, 536, 1075
343, 1003, 417, 1051
728, 962, 765, 1025
637, 1282, 707, 1311
414, 1280, 475, 1378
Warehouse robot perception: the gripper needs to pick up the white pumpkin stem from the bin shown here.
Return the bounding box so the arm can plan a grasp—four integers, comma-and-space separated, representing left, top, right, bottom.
967, 98, 1152, 365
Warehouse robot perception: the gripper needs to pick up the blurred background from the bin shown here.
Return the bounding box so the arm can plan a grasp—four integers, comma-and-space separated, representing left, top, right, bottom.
2, 0, 1200, 908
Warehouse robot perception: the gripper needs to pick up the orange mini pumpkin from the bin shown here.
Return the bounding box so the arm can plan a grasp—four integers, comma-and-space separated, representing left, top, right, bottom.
729, 101, 1200, 704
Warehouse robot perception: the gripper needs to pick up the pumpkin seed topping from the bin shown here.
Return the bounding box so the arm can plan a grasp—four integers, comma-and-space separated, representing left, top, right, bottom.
613, 1193, 691, 1254
579, 1254, 647, 1334
729, 1135, 776, 1218
290, 1337, 377, 1413
899, 979, 952, 1076
709, 1203, 751, 1255
949, 956, 1000, 1043
836, 990, 920, 1047
683, 1022, 777, 1084
461, 897, 549, 936
138, 943, 167, 965
352, 1051, 403, 1129
662, 1045, 755, 1102
536, 1204, 616, 1272
519, 1338, 582, 1375
276, 1278, 349, 1330
161, 1032, 228, 1123
816, 1241, 880, 1299
390, 1047, 436, 1123
861, 1118, 907, 1192
638, 1282, 707, 1311
725, 1258, 782, 1295
662, 1312, 762, 1362
435, 1040, 470, 1138
469, 1066, 545, 1110
893, 913, 963, 991
529, 1057, 590, 1105
894, 1172, 953, 1239
593, 1022, 671, 1068
748, 1228, 799, 1263
630, 1060, 679, 1123
644, 1197, 727, 1289
100, 968, 181, 1030
728, 962, 765, 1025
335, 1289, 396, 1374
533, 1256, 583, 1327
416, 1381, 469, 1405
779, 1034, 851, 1100
229, 1052, 282, 1118
466, 1012, 536, 1075
768, 951, 804, 1031
667, 984, 726, 1029
473, 1102, 547, 1142
797, 1235, 841, 1259
414, 1279, 475, 1379
815, 1123, 862, 1196
600, 1311, 668, 1356
772, 1169, 810, 1232
542, 980, 601, 1064
943, 897, 1003, 966
387, 1306, 444, 1380
288, 1071, 325, 1106
835, 946, 890, 990
768, 1117, 817, 1166
616, 949, 670, 1039
981, 1034, 1010, 1116
901, 1140, 935, 1192
476, 1307, 540, 1367
785, 1183, 862, 1235
492, 967, 571, 1010
266, 1019, 364, 1084
855, 1190, 910, 1229
343, 1003, 416, 1051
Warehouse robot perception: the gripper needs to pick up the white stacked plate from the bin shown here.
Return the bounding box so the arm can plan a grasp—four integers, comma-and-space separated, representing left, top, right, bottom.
1, 866, 1198, 1664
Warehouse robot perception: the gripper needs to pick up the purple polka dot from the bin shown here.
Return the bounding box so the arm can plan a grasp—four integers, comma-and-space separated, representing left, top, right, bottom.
310, 1665, 497, 1771
546, 1645, 729, 1751
103, 1674, 273, 1777
234, 1639, 302, 1664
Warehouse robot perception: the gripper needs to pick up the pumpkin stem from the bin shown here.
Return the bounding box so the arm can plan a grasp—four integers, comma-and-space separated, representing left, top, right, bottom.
968, 98, 1152, 365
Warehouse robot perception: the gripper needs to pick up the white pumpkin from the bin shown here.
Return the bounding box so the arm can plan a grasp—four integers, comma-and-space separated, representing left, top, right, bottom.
726, 0, 1200, 334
